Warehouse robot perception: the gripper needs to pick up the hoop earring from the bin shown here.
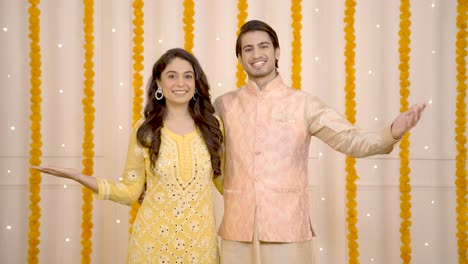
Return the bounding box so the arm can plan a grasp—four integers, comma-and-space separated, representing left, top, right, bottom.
192, 89, 199, 101
155, 87, 163, 100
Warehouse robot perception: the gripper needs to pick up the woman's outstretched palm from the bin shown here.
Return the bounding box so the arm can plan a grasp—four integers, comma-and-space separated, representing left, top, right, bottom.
32, 165, 81, 181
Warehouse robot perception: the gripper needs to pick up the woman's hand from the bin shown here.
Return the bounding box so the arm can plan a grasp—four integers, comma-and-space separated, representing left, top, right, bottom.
32, 165, 82, 181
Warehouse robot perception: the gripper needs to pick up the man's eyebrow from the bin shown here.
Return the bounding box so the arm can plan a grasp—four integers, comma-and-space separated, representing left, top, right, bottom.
257, 41, 271, 46
242, 42, 272, 49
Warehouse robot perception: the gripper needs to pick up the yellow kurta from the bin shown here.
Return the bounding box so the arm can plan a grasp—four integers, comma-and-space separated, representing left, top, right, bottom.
96, 123, 221, 264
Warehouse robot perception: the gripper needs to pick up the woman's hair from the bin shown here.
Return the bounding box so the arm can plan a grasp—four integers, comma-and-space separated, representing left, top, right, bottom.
136, 48, 223, 177
235, 20, 280, 68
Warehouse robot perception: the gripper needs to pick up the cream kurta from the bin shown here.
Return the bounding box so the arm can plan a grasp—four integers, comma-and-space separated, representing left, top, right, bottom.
96, 122, 222, 263
214, 75, 399, 243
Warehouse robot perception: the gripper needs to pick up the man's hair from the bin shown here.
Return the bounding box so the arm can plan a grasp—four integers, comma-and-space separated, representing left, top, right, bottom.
235, 20, 280, 68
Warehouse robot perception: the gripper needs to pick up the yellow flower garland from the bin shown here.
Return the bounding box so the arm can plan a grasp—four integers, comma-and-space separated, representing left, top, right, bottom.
455, 1, 468, 262
236, 0, 248, 88
81, 0, 95, 262
291, 0, 302, 90
27, 0, 42, 263
398, 1, 412, 263
183, 0, 195, 53
343, 0, 360, 262
129, 0, 145, 234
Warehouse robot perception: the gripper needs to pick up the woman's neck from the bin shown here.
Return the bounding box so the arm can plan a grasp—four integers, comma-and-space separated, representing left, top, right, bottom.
165, 104, 192, 121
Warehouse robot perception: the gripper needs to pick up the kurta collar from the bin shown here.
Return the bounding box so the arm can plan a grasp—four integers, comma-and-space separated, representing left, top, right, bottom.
246, 74, 285, 96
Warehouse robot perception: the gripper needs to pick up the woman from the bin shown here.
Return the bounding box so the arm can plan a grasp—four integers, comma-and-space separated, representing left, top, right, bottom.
33, 48, 224, 263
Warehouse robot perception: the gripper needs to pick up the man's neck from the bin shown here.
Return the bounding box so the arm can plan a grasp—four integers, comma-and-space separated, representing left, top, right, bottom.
251, 72, 279, 91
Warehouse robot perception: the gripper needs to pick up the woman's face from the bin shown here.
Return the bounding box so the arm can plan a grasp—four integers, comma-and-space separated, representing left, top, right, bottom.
157, 57, 196, 106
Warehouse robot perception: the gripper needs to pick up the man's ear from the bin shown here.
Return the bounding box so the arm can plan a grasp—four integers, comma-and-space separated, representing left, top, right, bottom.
275, 48, 280, 61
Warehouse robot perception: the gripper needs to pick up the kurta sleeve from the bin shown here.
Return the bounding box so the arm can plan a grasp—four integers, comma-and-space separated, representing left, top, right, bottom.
95, 121, 146, 205
305, 95, 399, 158
212, 114, 224, 195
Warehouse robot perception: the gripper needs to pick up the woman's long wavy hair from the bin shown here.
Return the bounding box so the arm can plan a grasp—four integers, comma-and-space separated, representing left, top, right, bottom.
136, 48, 223, 178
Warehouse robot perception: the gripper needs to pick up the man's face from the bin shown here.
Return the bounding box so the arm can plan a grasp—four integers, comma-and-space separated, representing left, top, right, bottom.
239, 31, 280, 83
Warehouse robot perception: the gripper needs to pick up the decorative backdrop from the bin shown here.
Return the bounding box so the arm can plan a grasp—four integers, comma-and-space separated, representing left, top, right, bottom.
0, 0, 466, 263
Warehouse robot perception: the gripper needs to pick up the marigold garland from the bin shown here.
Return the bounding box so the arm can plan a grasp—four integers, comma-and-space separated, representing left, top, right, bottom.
183, 0, 195, 53
343, 0, 360, 262
81, 0, 95, 262
291, 0, 302, 90
455, 1, 468, 262
236, 0, 248, 88
129, 0, 145, 235
27, 0, 43, 263
398, 1, 412, 263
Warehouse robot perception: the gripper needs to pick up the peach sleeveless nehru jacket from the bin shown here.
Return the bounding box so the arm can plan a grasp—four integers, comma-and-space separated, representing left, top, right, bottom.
214, 75, 398, 242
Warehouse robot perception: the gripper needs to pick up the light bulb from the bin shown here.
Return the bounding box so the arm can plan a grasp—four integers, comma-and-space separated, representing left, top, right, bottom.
65, 238, 71, 242
6, 225, 12, 230
57, 43, 63, 48
111, 28, 117, 32
10, 126, 15, 131
158, 39, 163, 44
2, 27, 7, 32
63, 185, 68, 189
217, 82, 223, 87
116, 219, 121, 224
119, 82, 124, 86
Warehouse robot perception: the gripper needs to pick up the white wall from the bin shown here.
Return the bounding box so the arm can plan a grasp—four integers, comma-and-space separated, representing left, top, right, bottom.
0, 0, 462, 263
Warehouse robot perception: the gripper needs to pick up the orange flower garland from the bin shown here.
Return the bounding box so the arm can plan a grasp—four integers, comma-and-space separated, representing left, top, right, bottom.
291, 0, 302, 90
27, 0, 43, 263
129, 0, 145, 234
236, 0, 248, 88
183, 0, 195, 53
398, 1, 412, 263
455, 1, 468, 262
81, 0, 95, 262
343, 0, 360, 262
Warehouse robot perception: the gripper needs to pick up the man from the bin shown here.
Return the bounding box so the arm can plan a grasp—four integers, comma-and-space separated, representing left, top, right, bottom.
213, 20, 426, 264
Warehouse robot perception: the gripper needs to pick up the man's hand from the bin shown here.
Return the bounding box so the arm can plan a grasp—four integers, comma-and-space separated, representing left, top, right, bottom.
391, 102, 427, 140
